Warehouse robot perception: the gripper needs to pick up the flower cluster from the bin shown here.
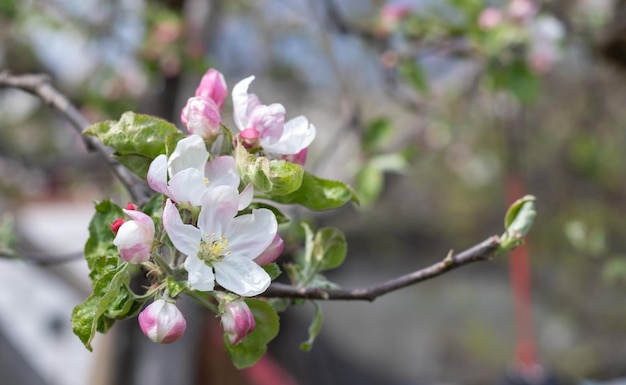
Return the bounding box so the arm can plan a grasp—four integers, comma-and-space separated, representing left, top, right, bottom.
477, 0, 565, 74
109, 68, 315, 346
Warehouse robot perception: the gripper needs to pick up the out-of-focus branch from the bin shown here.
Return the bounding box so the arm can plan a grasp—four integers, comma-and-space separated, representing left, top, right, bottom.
264, 235, 501, 301
0, 71, 154, 205
0, 250, 84, 266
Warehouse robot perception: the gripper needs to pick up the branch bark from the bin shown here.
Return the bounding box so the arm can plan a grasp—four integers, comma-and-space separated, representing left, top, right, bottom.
263, 235, 501, 301
0, 71, 154, 206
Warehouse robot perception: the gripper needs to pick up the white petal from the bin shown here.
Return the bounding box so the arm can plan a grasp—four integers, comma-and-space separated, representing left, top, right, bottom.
205, 156, 240, 189
168, 135, 209, 176
163, 199, 201, 257
147, 154, 170, 195
184, 255, 215, 292
262, 116, 316, 155
214, 256, 271, 296
238, 183, 254, 211
197, 186, 239, 237
225, 208, 277, 260
232, 76, 255, 131
167, 168, 207, 206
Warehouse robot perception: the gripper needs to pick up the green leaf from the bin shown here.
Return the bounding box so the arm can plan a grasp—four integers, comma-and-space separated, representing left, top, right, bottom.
268, 172, 359, 211
500, 195, 537, 251
224, 299, 280, 369
300, 302, 323, 351
84, 200, 124, 285
363, 118, 394, 153
355, 163, 384, 208
489, 60, 539, 105
262, 262, 282, 280
167, 277, 186, 298
84, 112, 184, 178
235, 144, 304, 195
310, 227, 347, 272
398, 59, 428, 93
72, 263, 130, 351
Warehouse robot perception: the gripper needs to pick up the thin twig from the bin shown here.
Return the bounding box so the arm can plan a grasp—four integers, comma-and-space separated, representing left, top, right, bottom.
0, 71, 153, 205
263, 235, 501, 301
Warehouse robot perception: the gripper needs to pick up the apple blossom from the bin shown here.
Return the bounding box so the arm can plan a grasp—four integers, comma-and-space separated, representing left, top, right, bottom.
180, 96, 221, 139
195, 68, 228, 109
112, 208, 155, 264
138, 299, 186, 344
232, 76, 316, 159
163, 186, 277, 296
221, 300, 256, 345
180, 68, 228, 139
147, 135, 241, 206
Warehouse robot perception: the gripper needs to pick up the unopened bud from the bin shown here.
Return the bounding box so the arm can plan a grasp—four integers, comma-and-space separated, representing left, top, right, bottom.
221, 300, 255, 345
139, 299, 187, 344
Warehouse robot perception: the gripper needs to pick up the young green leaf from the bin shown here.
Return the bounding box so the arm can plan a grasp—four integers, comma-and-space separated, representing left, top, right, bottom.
71, 263, 130, 351
311, 227, 347, 272
268, 172, 359, 211
84, 112, 184, 178
235, 144, 304, 195
300, 302, 323, 351
224, 299, 280, 369
84, 200, 124, 285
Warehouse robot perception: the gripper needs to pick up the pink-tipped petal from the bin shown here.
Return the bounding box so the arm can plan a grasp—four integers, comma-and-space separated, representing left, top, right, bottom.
197, 186, 240, 237
195, 68, 228, 109
147, 154, 171, 196
205, 156, 240, 189
254, 234, 284, 265
232, 76, 256, 131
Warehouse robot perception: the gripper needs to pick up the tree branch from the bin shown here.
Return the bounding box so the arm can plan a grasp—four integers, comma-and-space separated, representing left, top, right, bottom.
263, 235, 501, 301
0, 71, 154, 206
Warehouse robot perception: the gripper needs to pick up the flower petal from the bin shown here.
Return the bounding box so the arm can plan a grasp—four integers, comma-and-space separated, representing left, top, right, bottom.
225, 208, 277, 260
168, 135, 209, 176
184, 255, 215, 292
167, 168, 208, 206
163, 199, 201, 257
249, 103, 285, 142
197, 186, 239, 237
214, 256, 271, 296
262, 116, 316, 155
205, 156, 240, 189
147, 154, 170, 196
122, 209, 155, 237
238, 183, 254, 211
232, 76, 255, 131
195, 68, 228, 109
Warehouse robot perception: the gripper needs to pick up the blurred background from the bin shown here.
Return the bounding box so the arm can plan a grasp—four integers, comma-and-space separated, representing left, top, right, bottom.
2, 0, 626, 384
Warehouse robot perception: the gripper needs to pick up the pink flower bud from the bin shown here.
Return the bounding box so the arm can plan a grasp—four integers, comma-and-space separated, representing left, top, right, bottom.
195, 68, 228, 109
181, 96, 221, 140
281, 148, 308, 166
254, 234, 284, 265
111, 218, 125, 235
113, 209, 155, 264
478, 7, 503, 30
138, 299, 186, 344
222, 300, 256, 345
125, 202, 138, 211
239, 128, 260, 149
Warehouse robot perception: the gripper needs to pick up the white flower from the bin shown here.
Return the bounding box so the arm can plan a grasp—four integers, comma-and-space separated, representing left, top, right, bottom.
162, 186, 277, 296
147, 135, 240, 206
232, 76, 316, 157
138, 299, 186, 344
